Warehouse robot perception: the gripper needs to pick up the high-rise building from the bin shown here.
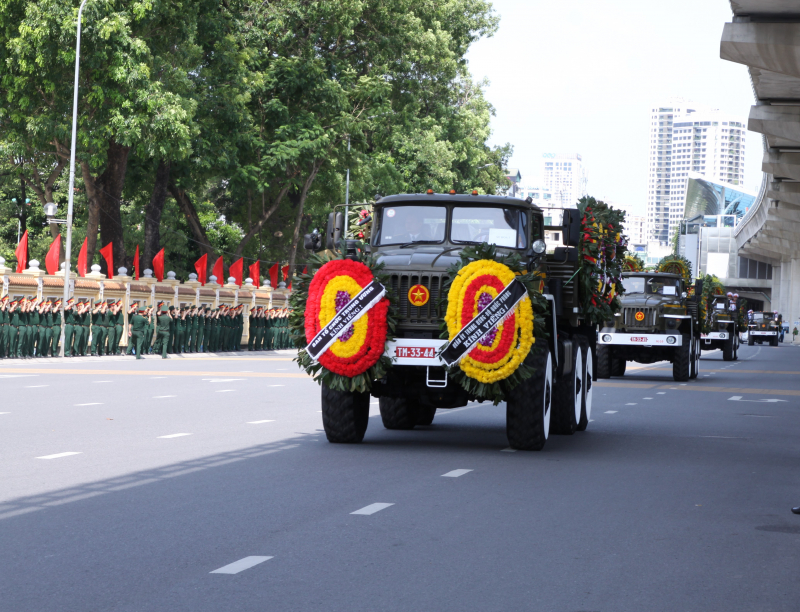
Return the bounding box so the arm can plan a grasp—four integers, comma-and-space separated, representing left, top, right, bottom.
626, 214, 646, 246
647, 100, 747, 245
542, 153, 586, 208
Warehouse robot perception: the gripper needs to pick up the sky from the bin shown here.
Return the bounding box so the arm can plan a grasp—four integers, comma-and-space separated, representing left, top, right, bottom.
466, 0, 761, 217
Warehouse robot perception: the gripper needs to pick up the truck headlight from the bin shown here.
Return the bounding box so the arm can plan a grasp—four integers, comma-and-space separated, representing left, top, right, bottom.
718, 333, 727, 339
602, 334, 612, 342
666, 319, 677, 329
532, 239, 546, 254
666, 336, 676, 345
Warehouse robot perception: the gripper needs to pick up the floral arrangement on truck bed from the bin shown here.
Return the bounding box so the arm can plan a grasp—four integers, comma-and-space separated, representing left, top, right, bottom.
290, 250, 395, 393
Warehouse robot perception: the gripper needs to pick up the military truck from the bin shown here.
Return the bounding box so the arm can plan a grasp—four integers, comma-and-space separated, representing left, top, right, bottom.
307, 192, 624, 451
747, 311, 780, 346
702, 295, 739, 360
596, 272, 702, 381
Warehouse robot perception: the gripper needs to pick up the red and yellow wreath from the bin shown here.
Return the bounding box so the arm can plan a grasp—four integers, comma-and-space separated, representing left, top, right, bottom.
303, 258, 389, 379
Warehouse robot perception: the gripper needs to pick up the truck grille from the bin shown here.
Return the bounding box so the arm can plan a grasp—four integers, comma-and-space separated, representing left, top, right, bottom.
623, 307, 656, 328
389, 272, 447, 327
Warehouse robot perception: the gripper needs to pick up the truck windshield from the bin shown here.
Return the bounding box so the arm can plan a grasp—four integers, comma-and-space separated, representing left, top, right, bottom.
451, 207, 528, 249
622, 277, 680, 295
376, 206, 446, 246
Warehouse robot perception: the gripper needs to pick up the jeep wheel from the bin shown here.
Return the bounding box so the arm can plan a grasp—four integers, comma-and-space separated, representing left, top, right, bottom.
722, 335, 734, 361
672, 334, 691, 382
416, 405, 437, 426
551, 340, 582, 435
321, 383, 370, 443
596, 344, 611, 379
506, 346, 552, 451
576, 337, 592, 431
379, 396, 420, 430
747, 333, 754, 346
690, 337, 700, 379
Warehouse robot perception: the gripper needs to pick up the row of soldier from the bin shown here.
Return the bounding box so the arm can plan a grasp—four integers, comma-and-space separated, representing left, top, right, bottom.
0, 295, 293, 359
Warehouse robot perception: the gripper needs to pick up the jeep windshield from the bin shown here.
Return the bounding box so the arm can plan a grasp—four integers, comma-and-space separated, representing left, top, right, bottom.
451, 206, 528, 249
376, 205, 446, 246
622, 276, 680, 296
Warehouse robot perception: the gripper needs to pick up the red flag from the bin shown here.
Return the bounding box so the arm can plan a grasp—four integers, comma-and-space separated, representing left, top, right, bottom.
302, 266, 308, 274
248, 260, 260, 287
133, 245, 140, 280
195, 253, 208, 285
77, 237, 88, 277
281, 264, 289, 282
45, 234, 61, 275
99, 242, 114, 278
211, 256, 223, 284
14, 230, 28, 273
268, 263, 279, 288
153, 248, 165, 281
229, 257, 243, 286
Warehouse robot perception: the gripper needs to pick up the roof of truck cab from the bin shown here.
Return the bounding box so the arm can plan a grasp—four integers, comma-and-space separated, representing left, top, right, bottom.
376, 193, 540, 210
622, 272, 682, 280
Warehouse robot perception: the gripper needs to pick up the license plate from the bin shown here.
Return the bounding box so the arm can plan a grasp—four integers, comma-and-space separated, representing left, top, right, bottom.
395, 346, 437, 359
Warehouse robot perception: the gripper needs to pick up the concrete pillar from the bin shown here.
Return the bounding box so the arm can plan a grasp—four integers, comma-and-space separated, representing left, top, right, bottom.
789, 258, 800, 334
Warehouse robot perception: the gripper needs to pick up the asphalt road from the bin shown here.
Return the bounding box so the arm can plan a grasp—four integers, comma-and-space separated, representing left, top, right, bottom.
1, 343, 799, 611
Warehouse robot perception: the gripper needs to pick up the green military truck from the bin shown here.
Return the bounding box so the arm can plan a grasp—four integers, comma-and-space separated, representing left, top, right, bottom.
747, 311, 780, 346
596, 272, 702, 381
306, 193, 626, 450
702, 295, 740, 360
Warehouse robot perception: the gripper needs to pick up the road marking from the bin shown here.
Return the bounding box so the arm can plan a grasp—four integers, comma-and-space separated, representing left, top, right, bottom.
739, 414, 773, 418
0, 374, 37, 378
151, 377, 166, 379
157, 433, 192, 438
351, 503, 394, 515
626, 403, 637, 405
604, 410, 618, 414
700, 436, 748, 439
36, 452, 82, 460
202, 378, 245, 383
210, 556, 273, 575
25, 385, 48, 388
643, 397, 653, 400
0, 368, 309, 380
0, 412, 9, 415
153, 395, 176, 399
442, 469, 473, 478
728, 396, 787, 403
501, 447, 517, 453
74, 403, 103, 406
269, 385, 284, 387
216, 390, 235, 393
247, 420, 275, 424
93, 381, 113, 383
657, 392, 666, 395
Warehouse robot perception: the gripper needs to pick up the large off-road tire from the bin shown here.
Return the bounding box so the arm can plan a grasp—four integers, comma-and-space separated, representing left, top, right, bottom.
672, 333, 691, 382
747, 333, 754, 346
595, 344, 611, 379
551, 340, 582, 435
576, 337, 593, 432
506, 346, 552, 451
770, 335, 779, 347
321, 383, 370, 443
611, 357, 626, 377
379, 396, 421, 430
416, 405, 437, 426
690, 336, 700, 379
733, 333, 739, 360
722, 334, 734, 361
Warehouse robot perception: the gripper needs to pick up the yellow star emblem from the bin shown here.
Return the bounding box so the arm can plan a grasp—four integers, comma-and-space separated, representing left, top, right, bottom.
408, 284, 430, 307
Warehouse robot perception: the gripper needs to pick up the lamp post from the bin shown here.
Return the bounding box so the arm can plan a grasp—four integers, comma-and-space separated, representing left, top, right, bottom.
59, 0, 90, 358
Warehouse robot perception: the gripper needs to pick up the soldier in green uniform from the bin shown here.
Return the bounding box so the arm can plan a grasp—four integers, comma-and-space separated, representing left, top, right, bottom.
62, 299, 76, 356
235, 305, 244, 350
76, 300, 91, 356
27, 299, 40, 357
193, 306, 204, 352
128, 306, 147, 359
18, 297, 32, 358
8, 299, 21, 357
185, 306, 195, 353
248, 308, 257, 351
168, 306, 177, 353
0, 295, 8, 358
144, 305, 155, 354
125, 303, 138, 354
156, 303, 171, 359
106, 301, 120, 355
174, 306, 185, 353
38, 300, 52, 357
206, 308, 216, 351
90, 301, 107, 356
50, 300, 62, 356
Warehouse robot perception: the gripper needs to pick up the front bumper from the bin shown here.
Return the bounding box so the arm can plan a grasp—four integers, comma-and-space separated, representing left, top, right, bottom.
385, 338, 447, 366
598, 332, 682, 346
749, 331, 777, 336
701, 332, 729, 340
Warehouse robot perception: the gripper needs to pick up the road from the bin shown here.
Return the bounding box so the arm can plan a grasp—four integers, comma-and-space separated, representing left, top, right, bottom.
1, 344, 799, 611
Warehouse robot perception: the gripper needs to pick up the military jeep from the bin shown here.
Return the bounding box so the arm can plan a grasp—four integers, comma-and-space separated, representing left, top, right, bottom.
702, 295, 739, 360
747, 311, 780, 346
596, 272, 702, 381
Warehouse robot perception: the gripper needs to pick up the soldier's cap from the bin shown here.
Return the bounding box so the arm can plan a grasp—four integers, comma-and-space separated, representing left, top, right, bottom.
169, 305, 175, 311
0, 295, 8, 302
159, 305, 168, 313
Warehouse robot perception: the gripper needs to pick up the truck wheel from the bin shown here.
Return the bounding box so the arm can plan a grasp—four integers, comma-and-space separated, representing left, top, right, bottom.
576, 337, 592, 431
722, 335, 734, 361
672, 334, 691, 382
379, 396, 420, 430
747, 334, 754, 346
596, 344, 611, 379
506, 346, 552, 451
690, 337, 700, 379
770, 335, 779, 347
416, 405, 437, 426
733, 334, 739, 360
321, 383, 369, 443
551, 340, 582, 435
611, 357, 626, 377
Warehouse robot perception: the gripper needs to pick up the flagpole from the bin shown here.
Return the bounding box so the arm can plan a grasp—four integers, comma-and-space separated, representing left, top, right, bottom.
59, 0, 90, 358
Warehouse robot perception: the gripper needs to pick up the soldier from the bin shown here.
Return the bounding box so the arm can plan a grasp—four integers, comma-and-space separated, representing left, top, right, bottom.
207, 307, 217, 352
168, 306, 177, 353
0, 295, 8, 358
248, 308, 257, 351
38, 300, 52, 357
126, 303, 138, 354
185, 306, 196, 353
74, 300, 90, 356
128, 306, 147, 359
90, 301, 106, 356
156, 303, 171, 359
19, 297, 32, 358
106, 301, 120, 355
174, 306, 186, 354
194, 306, 205, 352
62, 299, 76, 357
209, 307, 220, 352
50, 300, 62, 356
235, 305, 244, 350
145, 305, 156, 354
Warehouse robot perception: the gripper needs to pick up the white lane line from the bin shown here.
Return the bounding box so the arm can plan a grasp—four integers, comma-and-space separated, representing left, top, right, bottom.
74, 403, 103, 406
216, 390, 235, 393
700, 436, 748, 439
604, 410, 618, 414
25, 385, 48, 388
210, 556, 273, 575
151, 377, 166, 379
351, 503, 394, 515
202, 378, 244, 383
157, 433, 192, 439
501, 447, 517, 453
679, 383, 687, 386
643, 397, 653, 400
657, 392, 666, 395
36, 452, 82, 460
276, 369, 287, 371
626, 403, 637, 405
153, 395, 176, 399
247, 420, 275, 424
442, 469, 473, 478
93, 381, 113, 383
0, 374, 37, 378
0, 412, 10, 415
269, 385, 284, 387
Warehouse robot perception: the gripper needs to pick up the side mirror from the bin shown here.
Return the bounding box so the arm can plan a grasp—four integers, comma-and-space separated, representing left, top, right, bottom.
562, 209, 581, 247
303, 228, 323, 252
325, 212, 345, 251
694, 279, 703, 298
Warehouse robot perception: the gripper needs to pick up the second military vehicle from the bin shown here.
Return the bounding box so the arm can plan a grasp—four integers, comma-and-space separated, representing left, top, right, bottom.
747, 311, 780, 346
596, 272, 702, 381
701, 295, 739, 360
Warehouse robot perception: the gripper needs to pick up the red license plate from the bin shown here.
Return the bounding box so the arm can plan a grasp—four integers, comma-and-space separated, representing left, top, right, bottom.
395, 346, 437, 359
630, 337, 648, 342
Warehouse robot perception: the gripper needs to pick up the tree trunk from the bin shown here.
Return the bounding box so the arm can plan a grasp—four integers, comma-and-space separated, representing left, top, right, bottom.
81, 161, 100, 268
233, 182, 293, 257
167, 181, 214, 273
287, 161, 323, 286
144, 159, 171, 270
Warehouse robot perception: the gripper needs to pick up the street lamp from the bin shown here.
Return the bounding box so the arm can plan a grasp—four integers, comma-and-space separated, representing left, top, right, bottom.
59, 0, 90, 357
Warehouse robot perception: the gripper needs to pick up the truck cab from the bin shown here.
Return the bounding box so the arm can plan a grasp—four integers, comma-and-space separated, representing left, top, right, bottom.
703, 295, 739, 360
747, 311, 780, 346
